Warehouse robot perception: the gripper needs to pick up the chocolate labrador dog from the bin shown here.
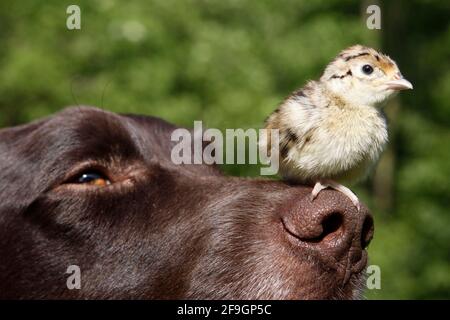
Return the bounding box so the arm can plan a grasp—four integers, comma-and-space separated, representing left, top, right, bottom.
0, 106, 373, 299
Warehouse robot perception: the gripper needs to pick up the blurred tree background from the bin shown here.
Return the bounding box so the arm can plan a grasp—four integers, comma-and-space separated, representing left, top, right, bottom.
0, 0, 448, 299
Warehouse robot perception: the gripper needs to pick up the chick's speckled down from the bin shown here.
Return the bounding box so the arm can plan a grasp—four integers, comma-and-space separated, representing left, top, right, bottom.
262, 45, 412, 209
263, 45, 412, 185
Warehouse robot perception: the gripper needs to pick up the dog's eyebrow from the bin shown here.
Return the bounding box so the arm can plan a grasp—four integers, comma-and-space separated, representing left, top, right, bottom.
45, 109, 144, 163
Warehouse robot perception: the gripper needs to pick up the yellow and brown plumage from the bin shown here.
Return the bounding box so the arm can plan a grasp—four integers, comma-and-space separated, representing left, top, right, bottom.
262, 45, 413, 209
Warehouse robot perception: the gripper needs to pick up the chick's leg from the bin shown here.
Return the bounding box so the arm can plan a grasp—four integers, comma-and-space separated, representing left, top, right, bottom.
311, 179, 360, 211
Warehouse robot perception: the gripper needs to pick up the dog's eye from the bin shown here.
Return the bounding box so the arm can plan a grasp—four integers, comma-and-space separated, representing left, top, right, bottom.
74, 171, 111, 186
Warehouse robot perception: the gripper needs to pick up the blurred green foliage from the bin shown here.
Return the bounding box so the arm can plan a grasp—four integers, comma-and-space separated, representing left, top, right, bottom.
0, 0, 448, 299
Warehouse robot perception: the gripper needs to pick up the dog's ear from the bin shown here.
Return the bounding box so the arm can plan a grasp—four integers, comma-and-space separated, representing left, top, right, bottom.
0, 118, 47, 145
0, 118, 49, 168
0, 118, 51, 210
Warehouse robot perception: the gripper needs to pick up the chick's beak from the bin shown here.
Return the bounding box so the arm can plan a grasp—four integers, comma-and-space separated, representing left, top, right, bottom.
385, 78, 413, 90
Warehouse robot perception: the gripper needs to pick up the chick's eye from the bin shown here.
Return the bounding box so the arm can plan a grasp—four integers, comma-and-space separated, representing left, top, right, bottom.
75, 171, 111, 186
362, 64, 374, 75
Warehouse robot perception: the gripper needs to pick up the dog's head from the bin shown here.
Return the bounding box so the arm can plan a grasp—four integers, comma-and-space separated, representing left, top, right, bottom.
0, 106, 373, 299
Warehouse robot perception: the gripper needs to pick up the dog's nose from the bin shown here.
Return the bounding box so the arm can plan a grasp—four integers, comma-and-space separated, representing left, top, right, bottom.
280, 188, 374, 283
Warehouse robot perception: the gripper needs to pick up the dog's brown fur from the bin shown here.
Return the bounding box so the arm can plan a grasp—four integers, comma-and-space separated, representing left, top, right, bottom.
0, 106, 373, 299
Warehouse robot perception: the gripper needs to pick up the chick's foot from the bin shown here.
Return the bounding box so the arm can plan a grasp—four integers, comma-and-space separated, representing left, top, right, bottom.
311, 179, 360, 211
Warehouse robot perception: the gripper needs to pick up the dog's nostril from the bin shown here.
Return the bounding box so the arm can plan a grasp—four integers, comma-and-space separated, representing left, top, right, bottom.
319, 212, 344, 242
361, 216, 374, 249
